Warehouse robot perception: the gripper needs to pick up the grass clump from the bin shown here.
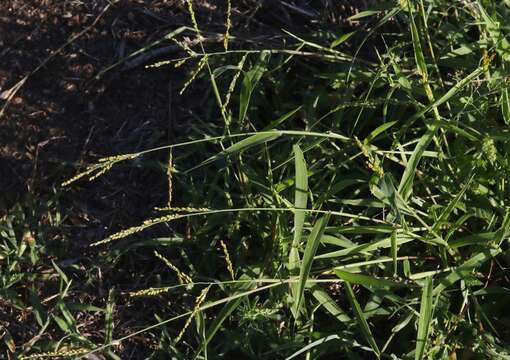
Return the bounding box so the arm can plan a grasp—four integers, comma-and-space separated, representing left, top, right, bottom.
5, 0, 510, 359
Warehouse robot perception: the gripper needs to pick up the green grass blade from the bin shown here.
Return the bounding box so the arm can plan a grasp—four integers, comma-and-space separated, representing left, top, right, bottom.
431, 174, 474, 234
391, 230, 398, 276
185, 131, 282, 173
239, 51, 269, 124
433, 248, 501, 295
289, 144, 309, 318
292, 214, 330, 319
409, 5, 428, 80
262, 106, 302, 130
344, 281, 381, 357
502, 89, 510, 125
495, 208, 510, 246
104, 288, 115, 345
316, 233, 414, 259
415, 276, 433, 360
310, 286, 351, 323
398, 125, 436, 201
449, 232, 495, 249
334, 269, 409, 288
364, 121, 398, 143
198, 297, 242, 356
290, 144, 308, 268
398, 67, 482, 201
285, 334, 341, 360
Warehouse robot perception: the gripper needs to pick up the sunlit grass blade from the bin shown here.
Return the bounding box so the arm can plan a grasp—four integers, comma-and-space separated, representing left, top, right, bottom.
344, 281, 381, 358
310, 285, 351, 323
415, 276, 433, 360
409, 4, 428, 80
184, 131, 282, 173
334, 269, 409, 288
364, 120, 398, 143
502, 89, 510, 125
292, 214, 330, 319
285, 334, 341, 360
391, 230, 398, 276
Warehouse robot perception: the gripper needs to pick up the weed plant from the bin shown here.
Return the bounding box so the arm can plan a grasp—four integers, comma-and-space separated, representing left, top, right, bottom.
3, 0, 510, 359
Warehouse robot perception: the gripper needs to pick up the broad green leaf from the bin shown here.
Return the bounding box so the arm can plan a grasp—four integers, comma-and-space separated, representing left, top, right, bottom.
292, 214, 330, 319
415, 276, 433, 360
53, 314, 71, 333
378, 174, 402, 221
334, 269, 409, 288
344, 281, 381, 357
2, 329, 15, 353
328, 225, 395, 234
431, 67, 484, 109
473, 287, 510, 296
223, 132, 280, 156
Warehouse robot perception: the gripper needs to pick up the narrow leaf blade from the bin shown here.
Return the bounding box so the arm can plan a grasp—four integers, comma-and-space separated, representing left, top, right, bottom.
344, 281, 381, 357
292, 214, 330, 319
415, 276, 434, 360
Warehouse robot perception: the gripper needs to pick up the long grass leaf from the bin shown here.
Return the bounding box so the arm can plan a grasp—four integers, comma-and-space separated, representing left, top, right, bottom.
433, 248, 501, 295
334, 269, 409, 288
239, 51, 269, 124
398, 67, 482, 200
200, 297, 242, 354
391, 230, 398, 276
185, 131, 282, 172
104, 289, 115, 345
311, 286, 351, 323
502, 89, 510, 125
409, 6, 428, 80
292, 214, 330, 319
415, 276, 433, 360
344, 281, 381, 357
290, 144, 308, 317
